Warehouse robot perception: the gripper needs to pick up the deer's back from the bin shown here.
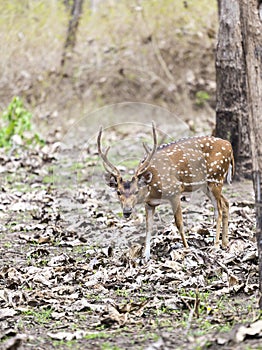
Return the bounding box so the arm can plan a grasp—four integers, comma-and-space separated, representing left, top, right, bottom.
146, 136, 233, 195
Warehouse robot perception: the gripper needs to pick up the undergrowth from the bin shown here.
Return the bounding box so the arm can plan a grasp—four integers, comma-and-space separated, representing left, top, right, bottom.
0, 96, 44, 148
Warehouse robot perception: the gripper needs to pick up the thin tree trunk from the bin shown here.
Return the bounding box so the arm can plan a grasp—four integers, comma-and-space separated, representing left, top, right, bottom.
240, 0, 262, 308
61, 0, 84, 73
215, 0, 251, 179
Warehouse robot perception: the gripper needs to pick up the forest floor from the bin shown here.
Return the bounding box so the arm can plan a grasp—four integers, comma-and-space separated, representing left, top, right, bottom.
0, 124, 261, 350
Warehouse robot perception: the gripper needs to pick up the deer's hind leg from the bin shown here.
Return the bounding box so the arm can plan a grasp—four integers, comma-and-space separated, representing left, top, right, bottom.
206, 184, 229, 249
221, 193, 229, 248
170, 196, 189, 248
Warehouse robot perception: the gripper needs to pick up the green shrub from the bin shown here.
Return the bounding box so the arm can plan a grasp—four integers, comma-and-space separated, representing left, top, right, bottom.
0, 96, 44, 148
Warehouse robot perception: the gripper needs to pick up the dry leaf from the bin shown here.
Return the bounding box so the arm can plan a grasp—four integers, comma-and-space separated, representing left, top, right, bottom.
234, 320, 262, 343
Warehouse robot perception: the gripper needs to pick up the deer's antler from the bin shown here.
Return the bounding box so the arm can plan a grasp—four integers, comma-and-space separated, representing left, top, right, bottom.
97, 127, 121, 178
136, 122, 157, 177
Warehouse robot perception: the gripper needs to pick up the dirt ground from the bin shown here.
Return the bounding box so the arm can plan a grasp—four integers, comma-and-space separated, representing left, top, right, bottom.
0, 123, 261, 350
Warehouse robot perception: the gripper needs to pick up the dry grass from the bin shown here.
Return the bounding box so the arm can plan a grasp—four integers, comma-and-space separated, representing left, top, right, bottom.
0, 1, 66, 73
0, 0, 218, 132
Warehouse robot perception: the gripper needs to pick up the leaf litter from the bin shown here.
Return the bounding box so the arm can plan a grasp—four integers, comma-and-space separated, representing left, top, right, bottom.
0, 138, 260, 350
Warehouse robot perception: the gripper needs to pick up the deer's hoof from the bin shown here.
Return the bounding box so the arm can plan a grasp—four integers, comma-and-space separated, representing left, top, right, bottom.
143, 254, 150, 262
222, 240, 229, 249
143, 250, 151, 263
214, 243, 220, 250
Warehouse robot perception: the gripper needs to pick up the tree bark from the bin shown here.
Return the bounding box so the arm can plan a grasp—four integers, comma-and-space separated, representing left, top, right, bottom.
61, 0, 84, 73
239, 0, 262, 308
215, 0, 251, 179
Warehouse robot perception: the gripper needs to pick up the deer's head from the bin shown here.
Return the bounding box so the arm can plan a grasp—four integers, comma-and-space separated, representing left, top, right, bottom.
97, 123, 157, 218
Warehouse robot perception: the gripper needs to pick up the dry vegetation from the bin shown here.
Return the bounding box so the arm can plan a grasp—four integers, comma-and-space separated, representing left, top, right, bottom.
0, 0, 218, 134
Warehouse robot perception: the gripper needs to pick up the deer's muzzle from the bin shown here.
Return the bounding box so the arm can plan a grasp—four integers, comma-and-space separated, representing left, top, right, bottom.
123, 208, 132, 218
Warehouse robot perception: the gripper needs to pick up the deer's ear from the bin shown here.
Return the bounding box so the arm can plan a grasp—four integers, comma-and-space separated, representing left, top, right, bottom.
138, 171, 153, 186
104, 173, 118, 189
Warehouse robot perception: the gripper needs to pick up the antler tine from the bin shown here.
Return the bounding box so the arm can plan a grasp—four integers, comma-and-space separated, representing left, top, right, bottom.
97, 126, 120, 177
136, 121, 157, 176
143, 142, 150, 154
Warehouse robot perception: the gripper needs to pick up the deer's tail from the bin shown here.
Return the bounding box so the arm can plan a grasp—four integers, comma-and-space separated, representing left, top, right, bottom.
226, 151, 235, 184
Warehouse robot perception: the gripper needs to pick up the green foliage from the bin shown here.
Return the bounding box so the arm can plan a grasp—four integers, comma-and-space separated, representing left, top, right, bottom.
101, 343, 122, 350
0, 96, 44, 148
84, 332, 110, 340
195, 90, 210, 106
115, 288, 129, 297
22, 307, 52, 324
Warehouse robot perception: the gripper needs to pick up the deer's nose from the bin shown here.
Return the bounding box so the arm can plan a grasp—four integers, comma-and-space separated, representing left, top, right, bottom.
123, 208, 132, 218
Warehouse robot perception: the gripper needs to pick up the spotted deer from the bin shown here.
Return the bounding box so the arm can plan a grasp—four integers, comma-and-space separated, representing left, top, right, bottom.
97, 123, 234, 261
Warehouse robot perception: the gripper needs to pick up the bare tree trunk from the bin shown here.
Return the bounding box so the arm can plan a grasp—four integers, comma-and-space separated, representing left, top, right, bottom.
239, 0, 262, 308
217, 0, 221, 17
61, 0, 84, 74
215, 0, 251, 179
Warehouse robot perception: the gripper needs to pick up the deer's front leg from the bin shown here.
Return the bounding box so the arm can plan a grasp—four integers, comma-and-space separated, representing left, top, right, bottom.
144, 203, 155, 261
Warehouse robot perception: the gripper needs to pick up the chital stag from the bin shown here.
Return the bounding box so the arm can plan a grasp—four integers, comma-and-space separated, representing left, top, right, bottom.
97, 123, 234, 261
